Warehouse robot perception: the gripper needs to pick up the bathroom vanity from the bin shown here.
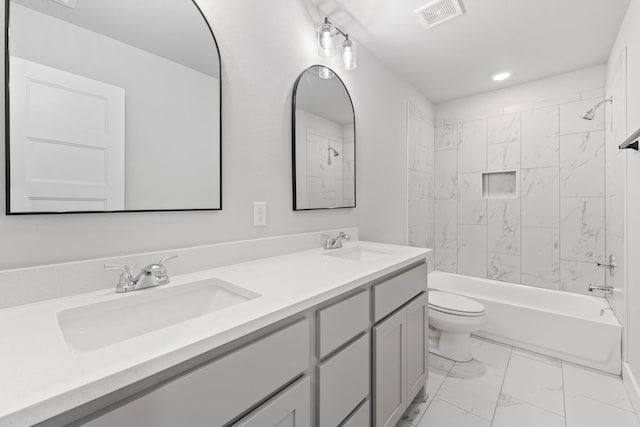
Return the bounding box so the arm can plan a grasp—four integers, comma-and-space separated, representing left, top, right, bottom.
0, 240, 429, 427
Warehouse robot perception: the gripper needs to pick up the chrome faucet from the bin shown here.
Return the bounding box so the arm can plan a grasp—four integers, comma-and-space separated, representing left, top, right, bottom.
597, 255, 616, 272
105, 255, 178, 293
588, 284, 613, 295
323, 232, 351, 250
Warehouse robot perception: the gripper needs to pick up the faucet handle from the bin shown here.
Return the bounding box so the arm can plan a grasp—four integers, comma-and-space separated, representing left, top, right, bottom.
321, 234, 335, 249
104, 263, 134, 278
159, 255, 178, 267
146, 255, 178, 280
105, 264, 135, 292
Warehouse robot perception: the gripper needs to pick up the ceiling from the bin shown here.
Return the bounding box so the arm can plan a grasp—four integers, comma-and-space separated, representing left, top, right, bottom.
11, 0, 219, 78
318, 0, 630, 103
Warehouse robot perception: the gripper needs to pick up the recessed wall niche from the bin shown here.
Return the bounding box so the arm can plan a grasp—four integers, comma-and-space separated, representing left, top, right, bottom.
482, 171, 517, 198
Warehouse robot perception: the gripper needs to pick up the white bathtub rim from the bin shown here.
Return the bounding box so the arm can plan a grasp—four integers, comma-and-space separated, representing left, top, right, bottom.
473, 329, 622, 375
429, 272, 619, 327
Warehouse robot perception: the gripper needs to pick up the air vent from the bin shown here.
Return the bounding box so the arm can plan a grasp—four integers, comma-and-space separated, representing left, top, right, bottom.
415, 0, 465, 29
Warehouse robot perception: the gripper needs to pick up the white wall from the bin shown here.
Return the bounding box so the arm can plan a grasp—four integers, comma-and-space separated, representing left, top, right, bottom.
433, 67, 608, 293
609, 0, 640, 396
0, 0, 434, 270
11, 4, 220, 210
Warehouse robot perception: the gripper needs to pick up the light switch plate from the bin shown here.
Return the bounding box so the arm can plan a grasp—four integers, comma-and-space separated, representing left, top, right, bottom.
253, 202, 266, 226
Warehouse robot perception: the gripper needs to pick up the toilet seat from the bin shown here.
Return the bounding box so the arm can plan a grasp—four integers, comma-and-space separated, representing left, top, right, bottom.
428, 291, 486, 317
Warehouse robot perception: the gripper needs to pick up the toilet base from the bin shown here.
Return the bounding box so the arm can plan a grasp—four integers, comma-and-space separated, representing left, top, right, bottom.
429, 328, 473, 362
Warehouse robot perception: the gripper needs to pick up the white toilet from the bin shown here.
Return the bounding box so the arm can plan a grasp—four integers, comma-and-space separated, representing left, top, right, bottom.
428, 290, 487, 362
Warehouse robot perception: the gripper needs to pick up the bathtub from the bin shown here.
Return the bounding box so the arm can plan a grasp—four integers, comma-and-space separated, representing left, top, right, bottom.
428, 271, 622, 374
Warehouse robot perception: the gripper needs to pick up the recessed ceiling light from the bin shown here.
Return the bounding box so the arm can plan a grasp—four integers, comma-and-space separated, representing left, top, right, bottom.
492, 71, 512, 82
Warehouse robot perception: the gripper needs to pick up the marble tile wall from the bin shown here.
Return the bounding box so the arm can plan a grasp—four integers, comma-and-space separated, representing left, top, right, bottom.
408, 106, 435, 271
604, 47, 627, 323
343, 124, 355, 206
300, 121, 357, 208
434, 88, 609, 293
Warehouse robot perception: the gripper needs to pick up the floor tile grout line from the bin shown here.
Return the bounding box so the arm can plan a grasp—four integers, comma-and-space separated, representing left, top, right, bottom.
427, 340, 515, 424
499, 391, 567, 419
431, 392, 495, 424
412, 358, 457, 426
490, 345, 514, 426
566, 389, 638, 414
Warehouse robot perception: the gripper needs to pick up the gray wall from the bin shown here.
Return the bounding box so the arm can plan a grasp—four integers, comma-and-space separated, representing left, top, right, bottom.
0, 0, 434, 269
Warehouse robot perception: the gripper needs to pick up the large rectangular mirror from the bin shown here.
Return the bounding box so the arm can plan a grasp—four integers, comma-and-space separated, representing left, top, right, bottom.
5, 0, 221, 213
292, 65, 356, 210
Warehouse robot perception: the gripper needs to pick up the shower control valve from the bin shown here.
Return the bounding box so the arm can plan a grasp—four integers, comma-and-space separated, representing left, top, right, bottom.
596, 255, 616, 270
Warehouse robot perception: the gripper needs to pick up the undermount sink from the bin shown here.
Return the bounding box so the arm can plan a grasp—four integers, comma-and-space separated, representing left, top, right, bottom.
57, 279, 260, 354
323, 246, 393, 262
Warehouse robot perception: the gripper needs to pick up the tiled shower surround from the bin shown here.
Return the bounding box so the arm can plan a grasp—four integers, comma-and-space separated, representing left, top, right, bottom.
434, 88, 609, 294
407, 104, 435, 271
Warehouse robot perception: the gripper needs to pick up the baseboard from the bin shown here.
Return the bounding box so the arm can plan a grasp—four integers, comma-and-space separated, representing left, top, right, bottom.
623, 362, 640, 422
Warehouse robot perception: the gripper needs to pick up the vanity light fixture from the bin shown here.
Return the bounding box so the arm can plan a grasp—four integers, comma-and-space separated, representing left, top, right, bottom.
492, 71, 512, 82
342, 36, 357, 70
317, 18, 336, 57
317, 17, 358, 71
318, 66, 335, 80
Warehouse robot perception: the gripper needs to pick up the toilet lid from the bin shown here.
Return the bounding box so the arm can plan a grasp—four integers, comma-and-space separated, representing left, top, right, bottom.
428, 291, 485, 316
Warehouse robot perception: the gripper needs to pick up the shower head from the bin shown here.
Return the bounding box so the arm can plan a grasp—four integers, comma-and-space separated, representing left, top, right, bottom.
582, 108, 597, 121
582, 97, 613, 120
327, 146, 340, 166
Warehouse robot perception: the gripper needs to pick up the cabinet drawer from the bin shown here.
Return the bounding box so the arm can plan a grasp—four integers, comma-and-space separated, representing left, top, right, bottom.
317, 290, 369, 359
374, 263, 427, 322
318, 333, 370, 427
234, 376, 311, 427
341, 400, 370, 427
82, 319, 310, 427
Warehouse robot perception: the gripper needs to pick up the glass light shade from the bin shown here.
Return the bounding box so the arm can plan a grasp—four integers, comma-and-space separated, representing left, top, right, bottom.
318, 66, 335, 79
492, 71, 512, 81
317, 21, 335, 57
342, 38, 357, 70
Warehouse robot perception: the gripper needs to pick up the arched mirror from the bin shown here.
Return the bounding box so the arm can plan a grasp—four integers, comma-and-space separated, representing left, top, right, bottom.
5, 0, 221, 214
292, 65, 355, 211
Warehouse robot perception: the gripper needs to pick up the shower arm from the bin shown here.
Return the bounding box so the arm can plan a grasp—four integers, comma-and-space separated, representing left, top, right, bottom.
593, 97, 613, 110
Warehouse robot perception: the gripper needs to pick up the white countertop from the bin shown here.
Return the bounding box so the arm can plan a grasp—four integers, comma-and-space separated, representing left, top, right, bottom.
0, 241, 429, 426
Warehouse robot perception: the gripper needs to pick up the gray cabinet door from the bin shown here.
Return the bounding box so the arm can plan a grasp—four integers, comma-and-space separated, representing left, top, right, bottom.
406, 293, 428, 400
318, 334, 370, 427
234, 377, 311, 427
373, 308, 407, 427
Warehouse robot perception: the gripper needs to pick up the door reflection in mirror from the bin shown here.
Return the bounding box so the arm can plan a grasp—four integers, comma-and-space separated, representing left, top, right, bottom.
6, 0, 221, 213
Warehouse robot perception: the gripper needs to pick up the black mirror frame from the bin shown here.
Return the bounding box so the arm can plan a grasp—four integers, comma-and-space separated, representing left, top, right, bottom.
4, 0, 223, 215
291, 65, 356, 211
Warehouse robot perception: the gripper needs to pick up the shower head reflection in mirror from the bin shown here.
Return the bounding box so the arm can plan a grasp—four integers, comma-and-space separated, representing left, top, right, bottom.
328, 146, 340, 165
292, 65, 356, 210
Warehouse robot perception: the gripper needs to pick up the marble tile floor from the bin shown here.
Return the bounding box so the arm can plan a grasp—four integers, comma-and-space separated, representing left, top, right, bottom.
399, 337, 640, 427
